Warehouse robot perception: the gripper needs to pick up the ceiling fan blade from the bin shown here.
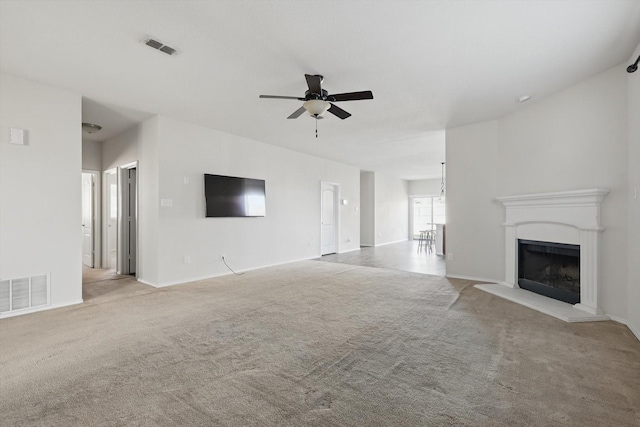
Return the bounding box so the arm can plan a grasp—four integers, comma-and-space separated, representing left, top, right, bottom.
287, 106, 307, 119
259, 95, 305, 100
328, 103, 351, 120
328, 91, 374, 102
305, 74, 322, 95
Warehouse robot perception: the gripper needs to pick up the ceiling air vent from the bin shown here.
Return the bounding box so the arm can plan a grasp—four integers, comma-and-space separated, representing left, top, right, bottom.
159, 45, 177, 56
144, 38, 177, 56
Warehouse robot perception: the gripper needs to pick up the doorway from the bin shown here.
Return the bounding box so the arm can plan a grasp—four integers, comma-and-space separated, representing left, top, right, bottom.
321, 182, 339, 255
119, 164, 137, 276
103, 164, 138, 275
104, 169, 118, 270
81, 172, 95, 267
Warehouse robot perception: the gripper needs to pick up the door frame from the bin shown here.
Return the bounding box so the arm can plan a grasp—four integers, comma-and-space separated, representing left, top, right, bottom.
82, 170, 101, 268
103, 168, 118, 271
320, 181, 340, 255
119, 162, 138, 276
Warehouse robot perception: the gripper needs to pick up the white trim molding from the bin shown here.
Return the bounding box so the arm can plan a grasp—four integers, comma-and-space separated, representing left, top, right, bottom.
493, 188, 609, 320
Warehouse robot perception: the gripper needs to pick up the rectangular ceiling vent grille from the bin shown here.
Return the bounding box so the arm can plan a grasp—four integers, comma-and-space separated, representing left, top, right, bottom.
144, 38, 177, 56
0, 274, 50, 316
159, 45, 177, 56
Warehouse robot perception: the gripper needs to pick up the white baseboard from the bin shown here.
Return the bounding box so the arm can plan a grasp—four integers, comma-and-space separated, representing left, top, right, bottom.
607, 314, 627, 325
0, 299, 84, 319
445, 274, 495, 283
375, 239, 409, 247
152, 272, 231, 288
338, 247, 361, 254
627, 322, 640, 341
136, 278, 161, 288
148, 256, 320, 288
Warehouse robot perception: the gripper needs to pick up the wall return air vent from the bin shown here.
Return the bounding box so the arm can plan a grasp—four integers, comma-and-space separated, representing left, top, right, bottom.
0, 274, 50, 316
144, 38, 177, 56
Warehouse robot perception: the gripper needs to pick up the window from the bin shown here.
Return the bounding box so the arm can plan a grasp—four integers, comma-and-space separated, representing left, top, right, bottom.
412, 196, 445, 238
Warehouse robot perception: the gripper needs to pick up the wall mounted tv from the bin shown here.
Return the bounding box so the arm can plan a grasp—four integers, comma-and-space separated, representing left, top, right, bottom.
204, 174, 266, 217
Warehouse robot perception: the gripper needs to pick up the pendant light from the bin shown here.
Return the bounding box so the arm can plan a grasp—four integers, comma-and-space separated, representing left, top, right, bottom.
439, 162, 445, 203
440, 162, 445, 196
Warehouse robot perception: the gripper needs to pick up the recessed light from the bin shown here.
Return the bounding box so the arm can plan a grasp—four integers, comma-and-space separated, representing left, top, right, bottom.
516, 95, 532, 103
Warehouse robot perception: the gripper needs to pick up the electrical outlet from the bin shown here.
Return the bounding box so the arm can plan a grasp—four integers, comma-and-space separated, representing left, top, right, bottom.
446, 253, 454, 261
184, 256, 191, 264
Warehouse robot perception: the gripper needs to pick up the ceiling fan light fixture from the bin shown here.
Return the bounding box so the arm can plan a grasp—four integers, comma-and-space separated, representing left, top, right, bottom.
82, 122, 102, 134
303, 99, 330, 116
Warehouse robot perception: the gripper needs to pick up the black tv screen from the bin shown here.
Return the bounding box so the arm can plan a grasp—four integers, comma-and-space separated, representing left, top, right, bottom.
204, 174, 266, 217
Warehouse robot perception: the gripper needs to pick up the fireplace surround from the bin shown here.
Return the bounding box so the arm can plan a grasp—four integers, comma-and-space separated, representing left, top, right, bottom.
476, 188, 609, 322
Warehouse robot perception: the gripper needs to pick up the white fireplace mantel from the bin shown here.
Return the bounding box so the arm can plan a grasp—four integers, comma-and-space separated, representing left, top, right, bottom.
497, 188, 609, 231
476, 188, 610, 322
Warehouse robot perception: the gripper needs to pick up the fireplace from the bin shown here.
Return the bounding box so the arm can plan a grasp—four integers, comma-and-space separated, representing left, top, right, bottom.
474, 189, 609, 322
518, 239, 580, 304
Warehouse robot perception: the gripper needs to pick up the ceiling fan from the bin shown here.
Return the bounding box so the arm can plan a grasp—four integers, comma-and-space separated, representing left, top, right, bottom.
259, 74, 373, 120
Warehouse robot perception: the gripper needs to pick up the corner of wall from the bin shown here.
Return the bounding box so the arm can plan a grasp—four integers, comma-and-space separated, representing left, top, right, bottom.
445, 120, 502, 282
626, 43, 640, 339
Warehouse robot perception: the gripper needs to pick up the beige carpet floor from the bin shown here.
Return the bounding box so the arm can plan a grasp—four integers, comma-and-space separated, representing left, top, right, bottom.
1, 261, 639, 426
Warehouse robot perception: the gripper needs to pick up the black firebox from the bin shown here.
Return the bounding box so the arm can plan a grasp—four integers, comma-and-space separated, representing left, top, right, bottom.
518, 239, 580, 304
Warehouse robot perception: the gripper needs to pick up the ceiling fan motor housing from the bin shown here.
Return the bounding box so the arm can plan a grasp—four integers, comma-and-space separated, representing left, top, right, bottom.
305, 89, 328, 100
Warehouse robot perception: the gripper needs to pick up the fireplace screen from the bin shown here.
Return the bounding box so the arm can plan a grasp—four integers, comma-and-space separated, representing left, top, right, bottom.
518, 239, 580, 304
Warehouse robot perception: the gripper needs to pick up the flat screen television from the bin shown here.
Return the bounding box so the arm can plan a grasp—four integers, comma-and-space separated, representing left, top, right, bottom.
204, 174, 266, 217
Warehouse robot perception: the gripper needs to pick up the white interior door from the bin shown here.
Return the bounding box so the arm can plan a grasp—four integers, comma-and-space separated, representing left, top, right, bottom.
321, 182, 338, 255
81, 173, 94, 267
106, 170, 118, 270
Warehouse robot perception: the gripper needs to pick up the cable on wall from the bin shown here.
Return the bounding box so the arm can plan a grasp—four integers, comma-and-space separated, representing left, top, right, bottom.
221, 256, 244, 275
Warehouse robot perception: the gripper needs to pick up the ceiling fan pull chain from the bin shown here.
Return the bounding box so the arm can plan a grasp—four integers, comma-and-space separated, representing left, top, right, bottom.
316, 118, 318, 138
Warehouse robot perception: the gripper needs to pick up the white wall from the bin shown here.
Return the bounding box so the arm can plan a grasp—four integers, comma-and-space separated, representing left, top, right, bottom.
446, 63, 630, 320
144, 116, 360, 286
627, 44, 640, 339
408, 178, 442, 196
446, 120, 502, 281
102, 126, 138, 171
360, 171, 375, 246
136, 117, 160, 286
0, 73, 82, 311
374, 172, 409, 246
82, 139, 102, 171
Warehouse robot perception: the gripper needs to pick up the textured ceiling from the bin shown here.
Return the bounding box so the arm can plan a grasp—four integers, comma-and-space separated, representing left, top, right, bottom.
1, 1, 639, 179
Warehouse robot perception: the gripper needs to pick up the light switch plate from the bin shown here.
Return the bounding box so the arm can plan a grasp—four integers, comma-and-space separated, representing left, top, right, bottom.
9, 128, 26, 145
